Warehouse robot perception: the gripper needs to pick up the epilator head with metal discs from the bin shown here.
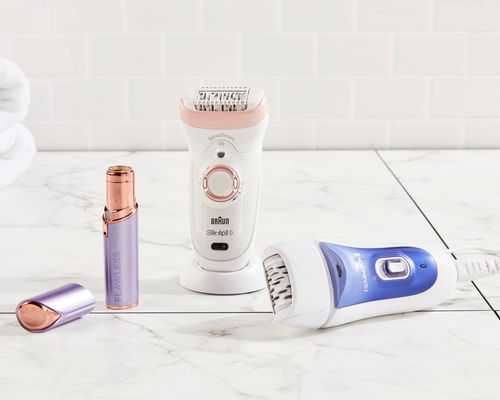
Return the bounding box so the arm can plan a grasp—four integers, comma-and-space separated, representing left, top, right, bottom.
181, 86, 264, 112
179, 86, 269, 132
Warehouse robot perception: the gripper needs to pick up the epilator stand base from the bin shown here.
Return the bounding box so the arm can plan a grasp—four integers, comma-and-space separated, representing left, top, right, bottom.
180, 254, 265, 295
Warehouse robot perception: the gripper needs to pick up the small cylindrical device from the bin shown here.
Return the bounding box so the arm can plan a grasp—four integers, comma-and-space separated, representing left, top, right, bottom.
16, 283, 95, 333
103, 165, 139, 309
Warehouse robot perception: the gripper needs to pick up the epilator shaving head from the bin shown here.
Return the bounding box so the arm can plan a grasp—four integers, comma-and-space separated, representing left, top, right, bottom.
263, 254, 293, 313
262, 241, 332, 329
181, 86, 265, 112
179, 85, 269, 130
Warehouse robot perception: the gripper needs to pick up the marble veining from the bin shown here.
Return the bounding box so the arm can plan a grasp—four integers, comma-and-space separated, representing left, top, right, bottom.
0, 312, 499, 400
1, 150, 499, 399
0, 151, 487, 312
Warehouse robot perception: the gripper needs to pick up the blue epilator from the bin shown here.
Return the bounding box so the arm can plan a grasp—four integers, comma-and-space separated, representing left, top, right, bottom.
263, 240, 500, 328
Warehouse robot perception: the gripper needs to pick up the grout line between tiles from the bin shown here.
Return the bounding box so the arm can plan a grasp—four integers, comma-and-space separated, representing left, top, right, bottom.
471, 281, 499, 317
82, 310, 499, 314
416, 309, 492, 313
91, 311, 273, 315
374, 150, 453, 250
0, 310, 493, 316
0, 311, 274, 316
374, 150, 500, 321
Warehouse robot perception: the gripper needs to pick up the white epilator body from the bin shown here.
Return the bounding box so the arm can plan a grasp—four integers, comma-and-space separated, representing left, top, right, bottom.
179, 86, 269, 294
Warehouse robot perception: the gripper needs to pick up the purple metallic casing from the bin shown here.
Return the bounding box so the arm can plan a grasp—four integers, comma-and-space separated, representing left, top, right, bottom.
104, 212, 139, 308
16, 283, 95, 332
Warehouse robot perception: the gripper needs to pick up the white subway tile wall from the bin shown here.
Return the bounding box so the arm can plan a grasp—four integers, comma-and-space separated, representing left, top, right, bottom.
0, 0, 499, 150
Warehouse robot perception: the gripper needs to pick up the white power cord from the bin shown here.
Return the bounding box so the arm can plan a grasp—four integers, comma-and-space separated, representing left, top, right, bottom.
448, 246, 500, 282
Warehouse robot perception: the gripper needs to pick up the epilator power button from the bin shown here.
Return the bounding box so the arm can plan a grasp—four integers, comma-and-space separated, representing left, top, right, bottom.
203, 165, 239, 202
375, 257, 410, 280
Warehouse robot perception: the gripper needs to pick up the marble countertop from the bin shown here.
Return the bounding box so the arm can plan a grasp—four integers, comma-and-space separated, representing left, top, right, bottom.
1, 150, 499, 399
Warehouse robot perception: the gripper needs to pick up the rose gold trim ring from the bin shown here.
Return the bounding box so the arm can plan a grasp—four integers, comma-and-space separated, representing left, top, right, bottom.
202, 164, 240, 202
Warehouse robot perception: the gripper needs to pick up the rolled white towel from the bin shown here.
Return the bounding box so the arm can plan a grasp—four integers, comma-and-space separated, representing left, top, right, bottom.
0, 57, 30, 132
0, 57, 36, 189
0, 123, 36, 188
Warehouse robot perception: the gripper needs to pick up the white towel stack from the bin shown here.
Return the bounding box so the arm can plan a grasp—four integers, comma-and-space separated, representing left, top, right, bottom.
0, 57, 36, 189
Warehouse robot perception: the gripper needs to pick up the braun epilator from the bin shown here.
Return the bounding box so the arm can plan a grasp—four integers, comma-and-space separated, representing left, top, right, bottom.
263, 240, 500, 328
179, 86, 269, 294
103, 166, 139, 309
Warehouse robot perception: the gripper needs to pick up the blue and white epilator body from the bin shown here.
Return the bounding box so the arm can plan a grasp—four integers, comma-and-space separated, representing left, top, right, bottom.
263, 240, 498, 328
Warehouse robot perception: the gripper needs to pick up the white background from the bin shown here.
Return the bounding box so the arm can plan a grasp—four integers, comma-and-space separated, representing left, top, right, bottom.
1, 0, 500, 150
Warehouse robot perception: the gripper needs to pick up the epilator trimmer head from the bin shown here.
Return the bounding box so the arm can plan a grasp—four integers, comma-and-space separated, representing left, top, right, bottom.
263, 240, 500, 328
179, 86, 269, 294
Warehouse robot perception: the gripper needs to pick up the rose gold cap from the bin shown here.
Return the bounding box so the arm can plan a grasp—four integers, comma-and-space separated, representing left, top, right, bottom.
17, 301, 60, 331
104, 166, 137, 224
15, 283, 95, 333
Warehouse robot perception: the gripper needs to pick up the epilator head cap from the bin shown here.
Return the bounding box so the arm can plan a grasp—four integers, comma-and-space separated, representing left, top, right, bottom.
179, 86, 269, 130
104, 165, 138, 226
262, 240, 332, 329
16, 283, 95, 333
